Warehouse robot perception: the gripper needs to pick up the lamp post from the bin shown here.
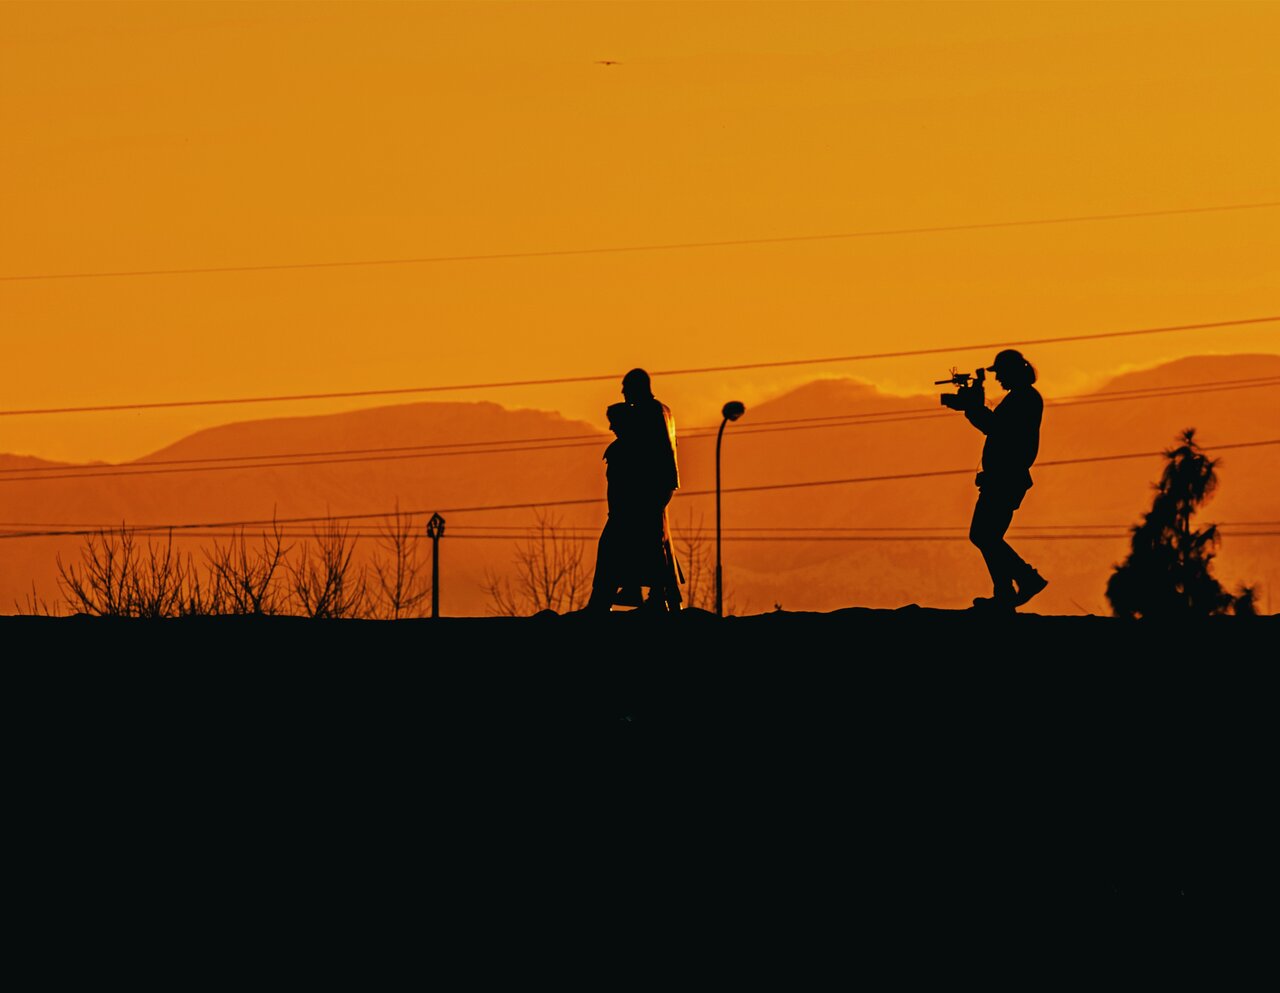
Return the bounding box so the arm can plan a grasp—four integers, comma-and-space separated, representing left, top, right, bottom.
716, 401, 745, 617
426, 512, 445, 618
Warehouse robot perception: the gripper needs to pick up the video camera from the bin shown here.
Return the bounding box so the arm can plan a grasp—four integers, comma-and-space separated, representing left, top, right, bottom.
935, 367, 985, 411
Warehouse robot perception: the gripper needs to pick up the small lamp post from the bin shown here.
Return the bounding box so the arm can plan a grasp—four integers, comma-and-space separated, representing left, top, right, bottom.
426, 513, 445, 618
716, 401, 745, 617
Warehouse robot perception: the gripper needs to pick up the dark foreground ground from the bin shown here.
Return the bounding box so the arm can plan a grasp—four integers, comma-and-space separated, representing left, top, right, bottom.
6, 606, 1278, 917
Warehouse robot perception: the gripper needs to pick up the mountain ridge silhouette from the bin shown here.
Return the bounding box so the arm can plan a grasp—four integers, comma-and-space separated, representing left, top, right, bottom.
2, 353, 1276, 616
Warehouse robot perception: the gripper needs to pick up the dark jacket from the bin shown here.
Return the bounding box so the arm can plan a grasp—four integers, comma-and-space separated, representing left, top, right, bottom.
965, 384, 1043, 490
629, 396, 679, 495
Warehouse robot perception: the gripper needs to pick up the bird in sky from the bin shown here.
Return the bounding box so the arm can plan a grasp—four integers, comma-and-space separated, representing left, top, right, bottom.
595, 60, 620, 66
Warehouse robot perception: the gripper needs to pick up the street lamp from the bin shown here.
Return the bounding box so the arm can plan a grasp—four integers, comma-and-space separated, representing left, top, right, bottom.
426, 512, 445, 618
716, 400, 745, 617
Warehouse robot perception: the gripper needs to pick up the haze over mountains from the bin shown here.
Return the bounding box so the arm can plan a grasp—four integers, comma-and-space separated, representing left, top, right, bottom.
2, 354, 1276, 616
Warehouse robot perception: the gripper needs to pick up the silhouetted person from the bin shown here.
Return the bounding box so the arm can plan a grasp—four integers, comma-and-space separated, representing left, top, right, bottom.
959, 349, 1048, 610
586, 369, 683, 612
587, 402, 646, 609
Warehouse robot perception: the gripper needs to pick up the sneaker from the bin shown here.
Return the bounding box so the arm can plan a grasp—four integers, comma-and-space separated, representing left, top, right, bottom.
972, 580, 1015, 611
1011, 570, 1048, 608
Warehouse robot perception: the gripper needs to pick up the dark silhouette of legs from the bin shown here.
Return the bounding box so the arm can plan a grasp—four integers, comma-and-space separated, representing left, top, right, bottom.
642, 497, 682, 612
586, 519, 624, 613
586, 506, 676, 613
970, 487, 1045, 608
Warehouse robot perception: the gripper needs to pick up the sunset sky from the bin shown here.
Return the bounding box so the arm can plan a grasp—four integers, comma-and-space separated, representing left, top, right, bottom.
2, 0, 1277, 464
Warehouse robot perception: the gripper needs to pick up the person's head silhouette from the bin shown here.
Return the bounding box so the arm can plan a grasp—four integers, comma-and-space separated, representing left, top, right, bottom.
987, 349, 1036, 389
621, 368, 653, 404
606, 401, 631, 435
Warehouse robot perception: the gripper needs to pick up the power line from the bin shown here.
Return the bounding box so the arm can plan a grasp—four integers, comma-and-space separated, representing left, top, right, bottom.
728, 377, 1280, 439
5, 200, 1278, 283
1, 314, 1276, 418
0, 433, 606, 476
2, 437, 1276, 537
3, 375, 1277, 484
8, 528, 1278, 544
12, 519, 1280, 533
0, 439, 605, 484
8, 521, 1277, 535
444, 521, 1280, 532
648, 318, 1280, 380
446, 531, 1280, 542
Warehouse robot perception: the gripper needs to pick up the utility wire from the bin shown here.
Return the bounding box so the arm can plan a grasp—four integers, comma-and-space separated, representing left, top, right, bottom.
0, 440, 604, 484
3, 199, 1278, 282
11, 519, 1280, 533
1, 315, 1276, 417
424, 521, 1280, 533
3, 374, 1277, 485
9, 529, 1278, 543
2, 438, 1276, 537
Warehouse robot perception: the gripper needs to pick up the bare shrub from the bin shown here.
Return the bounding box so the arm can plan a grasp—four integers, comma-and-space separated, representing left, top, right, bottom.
483, 510, 590, 616
204, 520, 291, 615
673, 509, 738, 614
56, 526, 199, 617
130, 531, 195, 618
674, 510, 714, 612
15, 582, 60, 617
369, 502, 432, 619
57, 526, 140, 616
288, 521, 368, 618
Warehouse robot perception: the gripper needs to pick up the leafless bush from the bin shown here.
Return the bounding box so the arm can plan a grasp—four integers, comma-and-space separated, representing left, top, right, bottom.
204, 520, 291, 615
674, 510, 714, 612
57, 527, 139, 616
483, 510, 590, 616
131, 531, 196, 617
14, 581, 60, 617
673, 509, 739, 614
56, 526, 199, 617
369, 502, 432, 619
288, 521, 368, 618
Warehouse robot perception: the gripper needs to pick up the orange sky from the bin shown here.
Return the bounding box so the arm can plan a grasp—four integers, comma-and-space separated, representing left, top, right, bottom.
2, 0, 1277, 464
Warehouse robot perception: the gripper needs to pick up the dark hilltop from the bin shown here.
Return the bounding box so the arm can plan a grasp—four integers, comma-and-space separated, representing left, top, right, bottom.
8, 607, 1276, 904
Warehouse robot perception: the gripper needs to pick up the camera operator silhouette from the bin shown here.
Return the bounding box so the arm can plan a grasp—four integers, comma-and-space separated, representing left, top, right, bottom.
585, 369, 683, 613
955, 349, 1048, 611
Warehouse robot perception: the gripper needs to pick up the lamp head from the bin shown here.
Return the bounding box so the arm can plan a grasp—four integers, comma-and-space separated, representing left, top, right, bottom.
722, 401, 745, 422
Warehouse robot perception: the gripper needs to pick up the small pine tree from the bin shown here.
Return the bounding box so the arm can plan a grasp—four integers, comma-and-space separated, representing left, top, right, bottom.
1106, 428, 1254, 619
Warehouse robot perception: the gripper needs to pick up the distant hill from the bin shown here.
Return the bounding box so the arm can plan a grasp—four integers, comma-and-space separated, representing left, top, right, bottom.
1, 354, 1276, 616
0, 454, 72, 471
711, 353, 1280, 615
